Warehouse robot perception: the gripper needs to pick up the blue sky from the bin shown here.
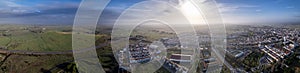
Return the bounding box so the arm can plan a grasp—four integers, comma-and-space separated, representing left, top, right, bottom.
216, 0, 300, 24
0, 0, 81, 25
0, 0, 299, 25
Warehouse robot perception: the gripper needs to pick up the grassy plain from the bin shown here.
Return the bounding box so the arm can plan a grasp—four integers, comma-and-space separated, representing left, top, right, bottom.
0, 24, 106, 51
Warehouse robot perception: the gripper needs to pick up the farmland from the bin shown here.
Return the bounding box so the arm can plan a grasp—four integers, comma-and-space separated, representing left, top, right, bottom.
0, 25, 73, 51
0, 24, 110, 73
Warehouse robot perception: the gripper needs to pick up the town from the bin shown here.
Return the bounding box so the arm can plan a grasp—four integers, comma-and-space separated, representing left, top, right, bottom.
114, 25, 300, 73
225, 25, 300, 72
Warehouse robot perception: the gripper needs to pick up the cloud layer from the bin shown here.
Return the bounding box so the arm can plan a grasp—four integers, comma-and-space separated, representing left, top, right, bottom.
0, 0, 80, 25
0, 0, 299, 25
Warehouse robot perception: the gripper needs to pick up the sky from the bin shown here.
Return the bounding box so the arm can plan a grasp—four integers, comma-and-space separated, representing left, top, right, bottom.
216, 0, 300, 24
0, 0, 299, 25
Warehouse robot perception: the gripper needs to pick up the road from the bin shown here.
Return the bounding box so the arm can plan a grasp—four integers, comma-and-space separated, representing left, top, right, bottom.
223, 59, 235, 72
210, 48, 235, 73
0, 43, 108, 56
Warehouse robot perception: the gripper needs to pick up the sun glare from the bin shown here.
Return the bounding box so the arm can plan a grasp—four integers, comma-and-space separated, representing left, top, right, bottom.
180, 1, 206, 25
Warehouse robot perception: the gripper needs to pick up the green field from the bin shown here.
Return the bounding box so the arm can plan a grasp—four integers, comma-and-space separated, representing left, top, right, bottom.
0, 25, 113, 73
0, 31, 72, 51
0, 24, 108, 51
0, 55, 74, 73
0, 25, 71, 51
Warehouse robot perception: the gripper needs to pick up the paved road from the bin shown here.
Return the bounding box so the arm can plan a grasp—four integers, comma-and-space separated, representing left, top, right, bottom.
0, 43, 108, 56
223, 59, 235, 72
210, 48, 235, 73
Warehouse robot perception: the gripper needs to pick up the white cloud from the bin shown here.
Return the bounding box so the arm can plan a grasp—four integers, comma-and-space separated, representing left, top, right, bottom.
0, 0, 81, 25
0, 0, 35, 14
1, 0, 21, 7
217, 3, 239, 13
255, 9, 262, 12
217, 3, 259, 13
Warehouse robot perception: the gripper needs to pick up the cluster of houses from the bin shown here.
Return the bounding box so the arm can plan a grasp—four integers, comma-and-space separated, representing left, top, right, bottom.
164, 56, 189, 73
228, 50, 245, 58
257, 30, 300, 66
117, 35, 162, 72
260, 42, 296, 63
117, 35, 198, 73
128, 42, 151, 63
28, 27, 46, 33
169, 54, 192, 63
199, 48, 219, 72
160, 38, 180, 48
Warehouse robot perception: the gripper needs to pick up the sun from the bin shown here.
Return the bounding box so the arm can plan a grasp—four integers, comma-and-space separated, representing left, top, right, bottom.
180, 1, 206, 25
